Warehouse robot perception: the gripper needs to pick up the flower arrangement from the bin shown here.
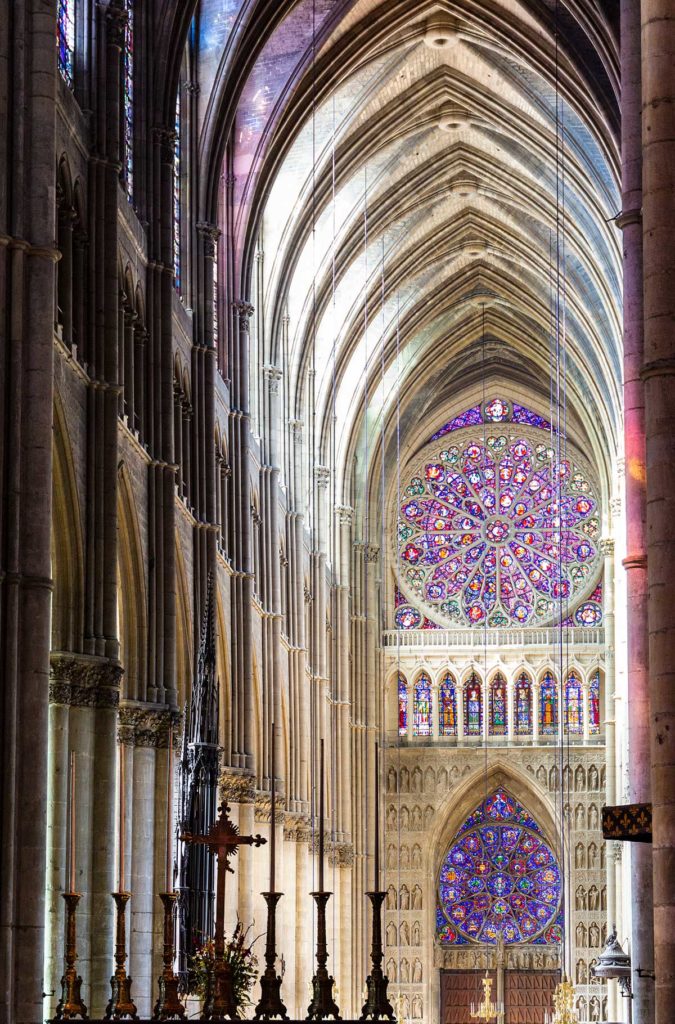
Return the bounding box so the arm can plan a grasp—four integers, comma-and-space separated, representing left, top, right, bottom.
189, 922, 260, 1009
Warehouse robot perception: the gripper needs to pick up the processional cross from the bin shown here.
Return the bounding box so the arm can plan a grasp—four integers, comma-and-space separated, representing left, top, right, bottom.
182, 802, 266, 1020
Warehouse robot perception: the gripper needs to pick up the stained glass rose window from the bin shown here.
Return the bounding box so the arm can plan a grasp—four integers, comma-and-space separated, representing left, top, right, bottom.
437, 789, 562, 945
398, 425, 600, 628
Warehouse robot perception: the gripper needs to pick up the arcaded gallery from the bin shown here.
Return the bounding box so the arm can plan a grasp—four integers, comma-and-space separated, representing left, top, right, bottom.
1, 2, 674, 1024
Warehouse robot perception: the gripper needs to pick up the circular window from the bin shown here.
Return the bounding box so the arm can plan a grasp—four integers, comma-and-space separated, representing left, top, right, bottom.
398, 431, 600, 627
437, 790, 562, 945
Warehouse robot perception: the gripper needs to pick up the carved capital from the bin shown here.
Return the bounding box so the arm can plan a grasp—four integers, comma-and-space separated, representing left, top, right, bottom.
254, 792, 286, 824
283, 813, 312, 844
263, 364, 283, 394
152, 125, 177, 165
315, 465, 331, 488
118, 703, 179, 747
364, 544, 380, 564
196, 221, 221, 260
335, 504, 353, 525
49, 653, 123, 708
102, 0, 128, 49
219, 767, 256, 804
233, 300, 254, 331
289, 418, 303, 438
600, 538, 614, 557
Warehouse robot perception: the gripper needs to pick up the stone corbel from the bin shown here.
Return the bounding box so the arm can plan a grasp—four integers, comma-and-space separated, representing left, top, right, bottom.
49, 652, 124, 708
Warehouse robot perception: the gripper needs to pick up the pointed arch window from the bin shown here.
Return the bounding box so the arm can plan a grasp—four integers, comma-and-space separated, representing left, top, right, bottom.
589, 671, 601, 735
57, 0, 75, 86
122, 0, 134, 198
565, 671, 583, 734
173, 88, 181, 291
398, 674, 408, 736
439, 673, 457, 736
489, 672, 507, 735
413, 672, 432, 737
464, 673, 482, 736
540, 671, 558, 735
515, 672, 532, 735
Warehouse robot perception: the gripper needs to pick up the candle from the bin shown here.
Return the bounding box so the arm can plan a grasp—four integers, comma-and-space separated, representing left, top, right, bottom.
166, 724, 173, 892
118, 746, 125, 892
374, 741, 379, 889
270, 722, 276, 892
69, 751, 76, 892
319, 739, 324, 892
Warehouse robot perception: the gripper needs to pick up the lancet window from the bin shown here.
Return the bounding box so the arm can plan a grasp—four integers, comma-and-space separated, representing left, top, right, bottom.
515, 672, 532, 735
57, 0, 75, 86
565, 671, 583, 734
464, 673, 482, 736
413, 673, 432, 737
439, 673, 457, 736
539, 671, 558, 735
589, 671, 600, 734
122, 0, 134, 197
489, 672, 507, 735
398, 674, 408, 736
174, 89, 181, 291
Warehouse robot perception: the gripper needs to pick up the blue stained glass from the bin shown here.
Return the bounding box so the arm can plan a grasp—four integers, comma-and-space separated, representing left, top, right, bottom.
439, 673, 457, 736
430, 398, 553, 442
515, 672, 532, 735
464, 674, 482, 736
489, 673, 507, 735
431, 405, 482, 440
589, 671, 601, 734
540, 671, 558, 735
123, 1, 134, 198
413, 672, 432, 736
398, 434, 600, 627
565, 671, 583, 734
398, 674, 407, 736
57, 0, 75, 86
438, 789, 562, 945
173, 89, 181, 291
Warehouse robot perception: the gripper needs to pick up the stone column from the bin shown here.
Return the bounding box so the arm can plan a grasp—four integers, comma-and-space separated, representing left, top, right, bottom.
619, 3, 656, 1020
532, 682, 540, 744
456, 683, 465, 739
431, 682, 440, 740
641, 1, 675, 1017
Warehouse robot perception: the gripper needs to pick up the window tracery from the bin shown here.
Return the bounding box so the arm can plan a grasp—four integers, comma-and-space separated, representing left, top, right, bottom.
464, 673, 482, 736
437, 789, 563, 945
565, 671, 583, 734
57, 0, 75, 86
515, 672, 532, 735
489, 672, 508, 735
398, 673, 407, 736
439, 673, 457, 736
413, 673, 432, 736
539, 671, 558, 735
123, 0, 134, 197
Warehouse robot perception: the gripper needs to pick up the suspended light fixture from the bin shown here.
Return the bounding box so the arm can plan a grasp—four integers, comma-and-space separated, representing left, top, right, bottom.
470, 973, 500, 1023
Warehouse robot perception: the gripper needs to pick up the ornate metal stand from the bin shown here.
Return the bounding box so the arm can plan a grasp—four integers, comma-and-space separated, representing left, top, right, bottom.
359, 892, 394, 1021
306, 892, 340, 1021
202, 957, 238, 1020
153, 893, 185, 1020
104, 893, 138, 1020
253, 892, 288, 1020
54, 892, 89, 1020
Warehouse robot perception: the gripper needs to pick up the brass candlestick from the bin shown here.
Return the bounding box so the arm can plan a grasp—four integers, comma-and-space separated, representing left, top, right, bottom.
54, 892, 88, 1019
104, 892, 138, 1020
154, 892, 186, 1020
359, 891, 394, 1021
253, 891, 288, 1020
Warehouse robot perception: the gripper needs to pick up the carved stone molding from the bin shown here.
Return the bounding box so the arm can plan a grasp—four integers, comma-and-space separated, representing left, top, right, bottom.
102, 0, 128, 48
233, 300, 254, 331
117, 702, 179, 748
152, 125, 177, 165
600, 538, 614, 557
314, 466, 331, 488
433, 944, 560, 971
364, 544, 380, 563
49, 652, 123, 708
283, 813, 313, 844
196, 221, 221, 260
219, 767, 256, 805
254, 792, 286, 824
335, 504, 354, 525
263, 364, 283, 394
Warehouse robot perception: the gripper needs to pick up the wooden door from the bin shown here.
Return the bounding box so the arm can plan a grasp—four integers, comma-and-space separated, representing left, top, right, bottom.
440, 969, 559, 1024
439, 970, 498, 1024
505, 969, 559, 1024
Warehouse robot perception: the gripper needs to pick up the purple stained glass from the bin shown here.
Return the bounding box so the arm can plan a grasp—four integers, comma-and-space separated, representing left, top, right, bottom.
439, 674, 457, 736
511, 404, 552, 430
431, 405, 482, 441
174, 89, 181, 291
489, 673, 508, 735
515, 672, 532, 735
540, 671, 558, 735
398, 674, 408, 736
437, 789, 562, 945
589, 671, 601, 735
57, 0, 75, 86
430, 398, 553, 442
398, 434, 600, 627
123, 1, 134, 198
464, 674, 482, 736
565, 672, 583, 734
413, 673, 432, 736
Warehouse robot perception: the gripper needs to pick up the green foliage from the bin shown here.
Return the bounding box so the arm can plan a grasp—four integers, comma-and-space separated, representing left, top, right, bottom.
189, 922, 259, 1007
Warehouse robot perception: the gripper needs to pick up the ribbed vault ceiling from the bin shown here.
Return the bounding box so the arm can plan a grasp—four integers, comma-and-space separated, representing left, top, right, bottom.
199, 0, 622, 511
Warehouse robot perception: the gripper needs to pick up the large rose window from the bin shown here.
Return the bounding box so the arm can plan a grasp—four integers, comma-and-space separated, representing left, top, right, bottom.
437, 789, 562, 946
397, 427, 600, 628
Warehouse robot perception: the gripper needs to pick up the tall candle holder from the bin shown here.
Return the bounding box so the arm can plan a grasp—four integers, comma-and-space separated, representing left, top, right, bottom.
306, 741, 340, 1022
104, 892, 138, 1020
359, 743, 394, 1022
54, 892, 88, 1020
153, 892, 186, 1020
254, 724, 288, 1021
